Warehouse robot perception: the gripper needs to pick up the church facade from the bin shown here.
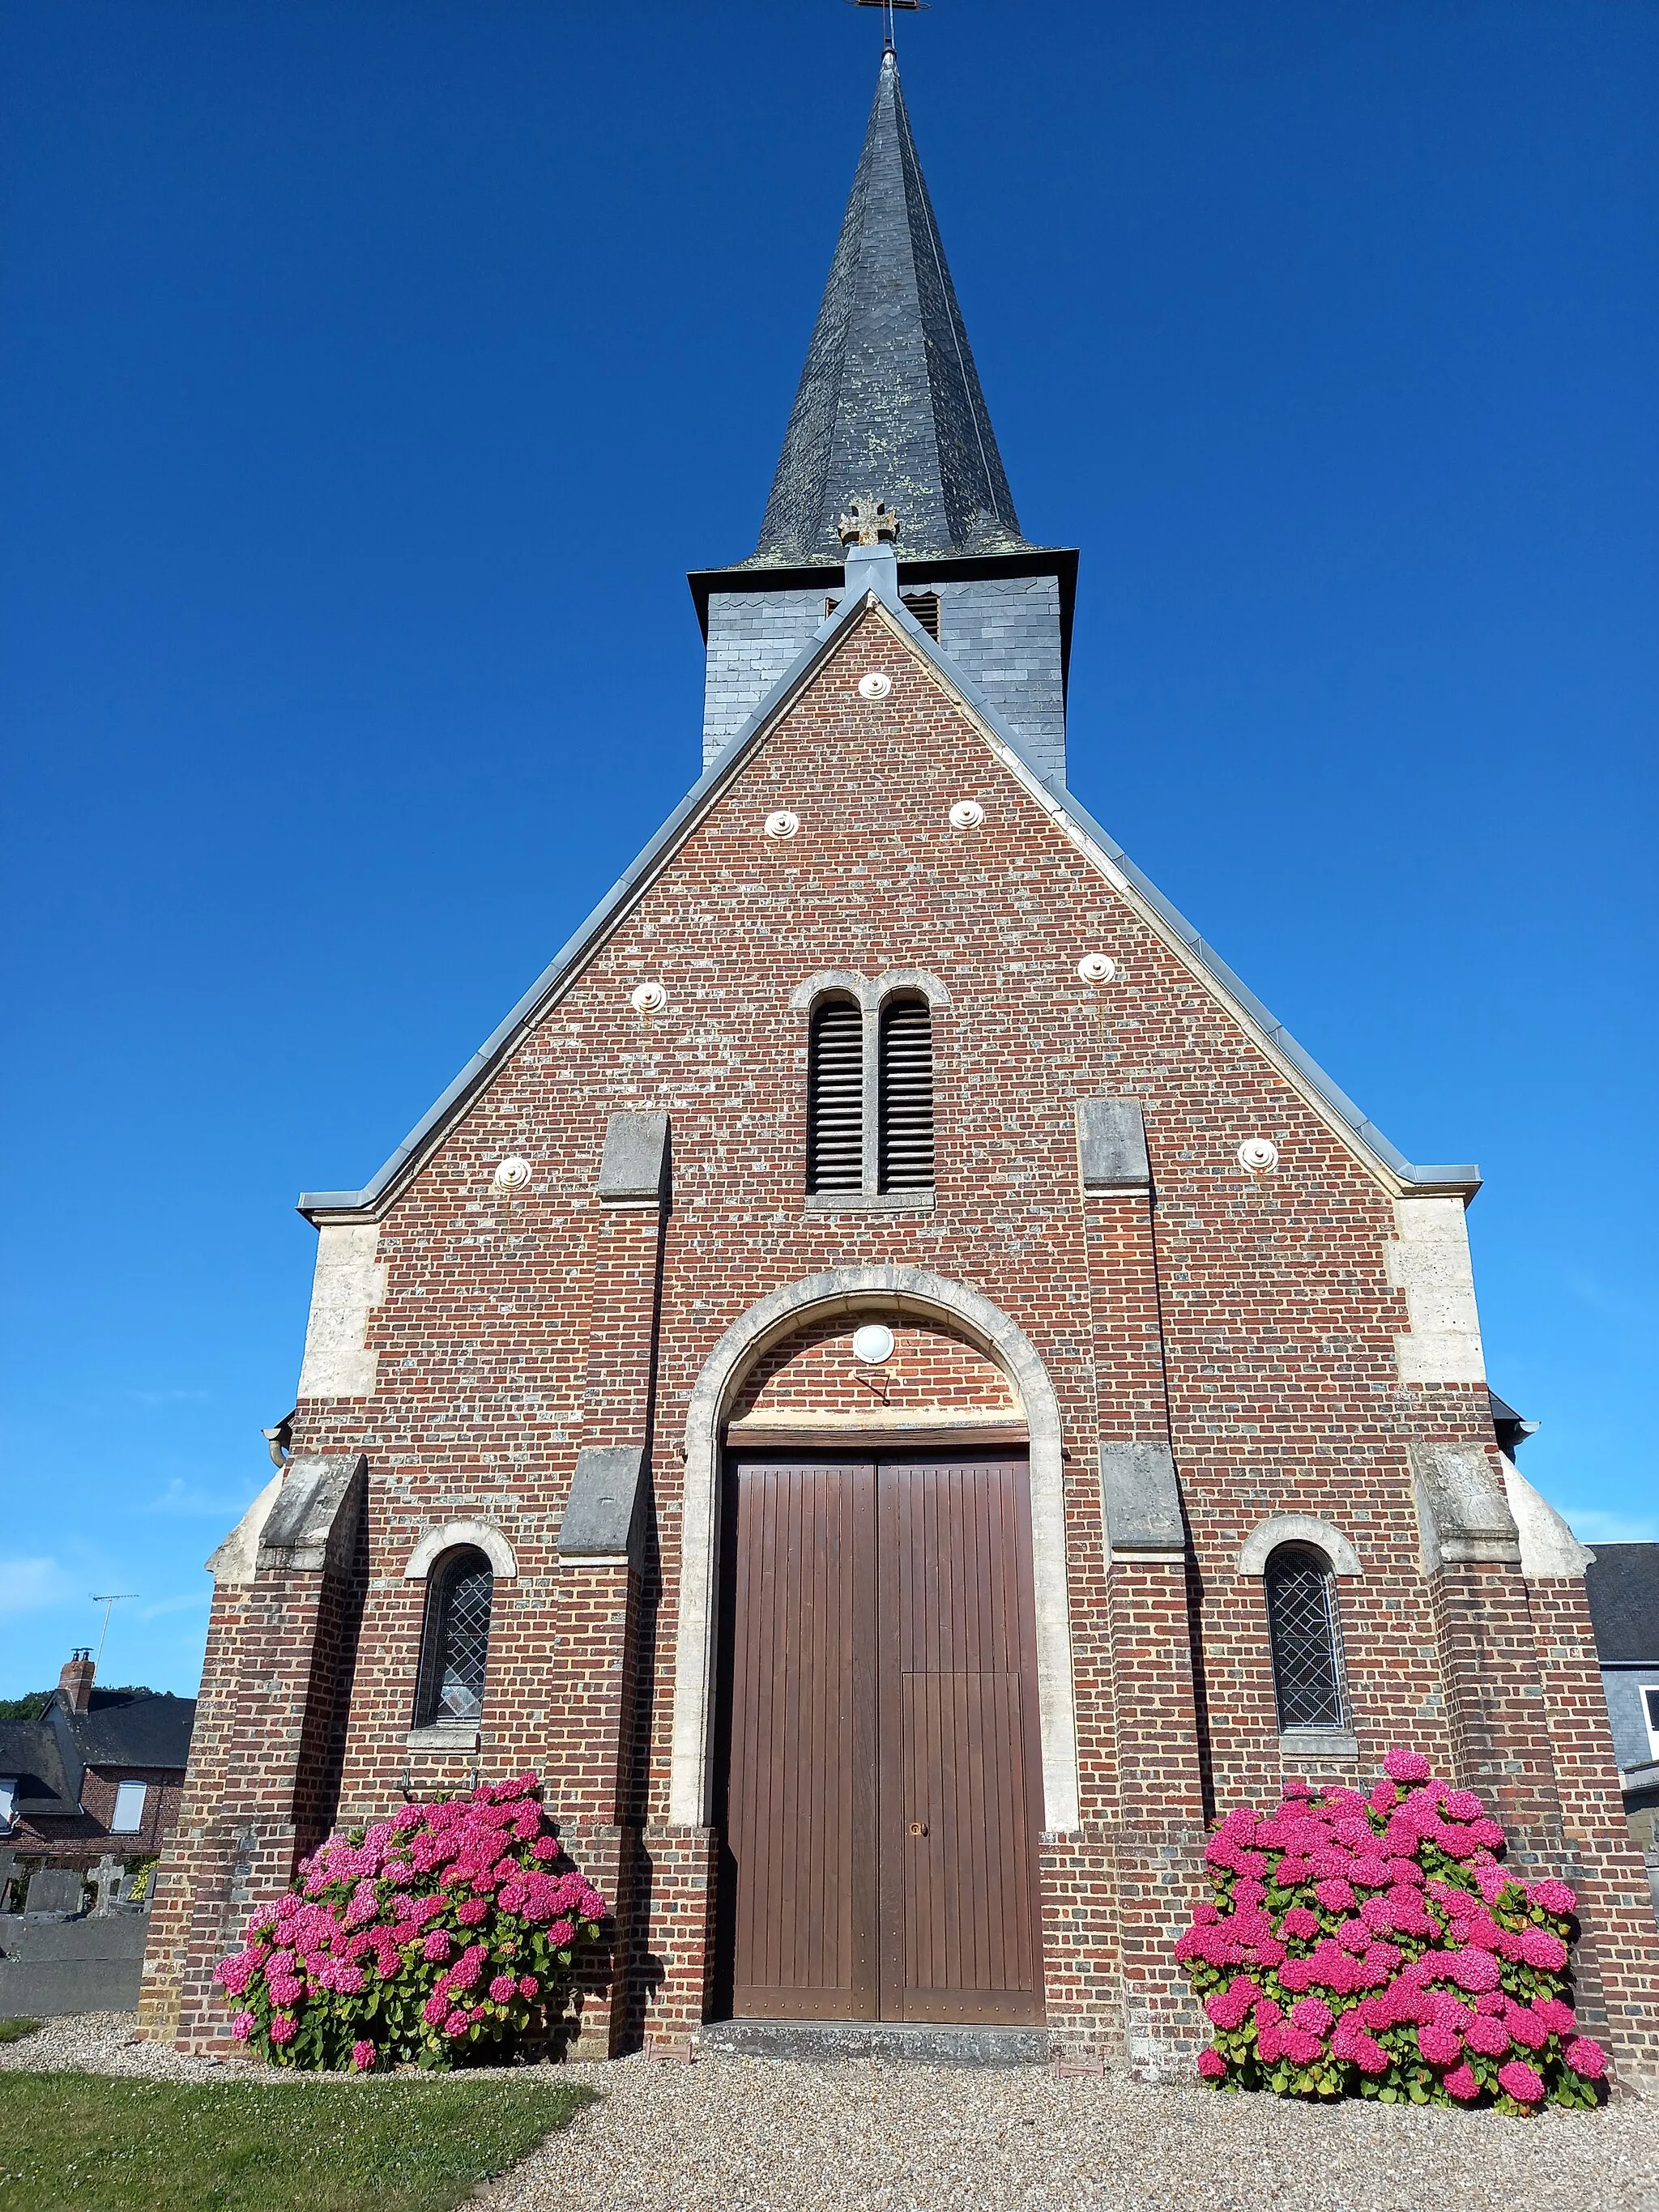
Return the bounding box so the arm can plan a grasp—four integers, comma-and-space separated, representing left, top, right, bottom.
142, 53, 1659, 2079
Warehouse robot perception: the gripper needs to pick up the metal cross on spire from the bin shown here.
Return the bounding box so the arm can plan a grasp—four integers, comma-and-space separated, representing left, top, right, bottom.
848, 0, 927, 56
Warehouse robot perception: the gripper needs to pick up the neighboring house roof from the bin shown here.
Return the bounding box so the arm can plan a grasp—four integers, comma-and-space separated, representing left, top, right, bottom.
68, 1690, 195, 1771
299, 565, 1481, 1225
0, 1690, 195, 1831
1584, 1544, 1659, 1666
0, 1719, 78, 1819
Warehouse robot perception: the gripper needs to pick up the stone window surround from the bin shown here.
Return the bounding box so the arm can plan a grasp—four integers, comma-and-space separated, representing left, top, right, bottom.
1236, 1514, 1363, 1580
791, 970, 951, 1206
402, 1523, 514, 1748
402, 1520, 518, 1583
668, 1264, 1079, 1836
1238, 1515, 1362, 1755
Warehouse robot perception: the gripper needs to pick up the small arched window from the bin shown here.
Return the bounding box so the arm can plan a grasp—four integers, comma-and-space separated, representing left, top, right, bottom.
878, 995, 933, 1192
415, 1547, 494, 1728
807, 995, 864, 1195
1264, 1544, 1346, 1731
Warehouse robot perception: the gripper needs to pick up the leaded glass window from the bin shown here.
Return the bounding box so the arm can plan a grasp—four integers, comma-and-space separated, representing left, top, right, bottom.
416, 1547, 494, 1727
1264, 1545, 1346, 1731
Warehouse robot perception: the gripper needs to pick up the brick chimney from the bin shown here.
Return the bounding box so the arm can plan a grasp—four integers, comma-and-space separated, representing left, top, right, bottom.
58, 1647, 95, 1714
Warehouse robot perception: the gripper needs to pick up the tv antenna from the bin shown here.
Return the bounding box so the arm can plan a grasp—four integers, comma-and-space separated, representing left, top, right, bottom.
89, 1593, 138, 1669
848, 0, 928, 54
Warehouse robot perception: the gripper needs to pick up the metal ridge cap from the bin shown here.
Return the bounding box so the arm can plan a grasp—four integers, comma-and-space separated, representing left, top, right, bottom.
299, 590, 881, 1223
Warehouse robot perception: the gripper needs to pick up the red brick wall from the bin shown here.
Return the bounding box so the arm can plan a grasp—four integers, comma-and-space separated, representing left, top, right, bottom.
13, 1769, 186, 1870
730, 1313, 1015, 1421
1525, 1575, 1659, 2078
151, 603, 1657, 2075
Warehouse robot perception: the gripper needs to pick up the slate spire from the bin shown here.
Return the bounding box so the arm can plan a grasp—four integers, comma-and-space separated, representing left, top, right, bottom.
748, 49, 1026, 565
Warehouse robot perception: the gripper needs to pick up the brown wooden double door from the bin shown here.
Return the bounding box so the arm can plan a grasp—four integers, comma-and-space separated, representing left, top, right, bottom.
715, 1453, 1045, 2026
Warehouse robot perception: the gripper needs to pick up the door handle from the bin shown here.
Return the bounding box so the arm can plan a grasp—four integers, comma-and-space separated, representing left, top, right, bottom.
908, 1821, 928, 1837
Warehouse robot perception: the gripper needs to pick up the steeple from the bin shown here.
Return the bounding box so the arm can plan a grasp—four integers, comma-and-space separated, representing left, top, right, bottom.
689, 53, 1073, 783
748, 49, 1027, 566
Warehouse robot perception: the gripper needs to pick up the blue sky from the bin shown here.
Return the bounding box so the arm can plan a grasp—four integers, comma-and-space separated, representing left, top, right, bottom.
2, 0, 1654, 1697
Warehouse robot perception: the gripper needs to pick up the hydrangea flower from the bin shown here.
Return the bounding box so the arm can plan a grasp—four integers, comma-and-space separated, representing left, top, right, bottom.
1497, 2061, 1545, 2104
1176, 1751, 1602, 2117
1518, 1929, 1568, 1972
213, 1775, 605, 2073
1382, 1748, 1431, 1783
1529, 1879, 1577, 1917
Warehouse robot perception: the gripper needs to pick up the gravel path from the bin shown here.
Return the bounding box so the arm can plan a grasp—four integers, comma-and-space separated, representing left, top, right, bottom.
501, 2050, 1659, 2212
0, 2012, 266, 2082
0, 2013, 536, 2088
5, 2018, 1653, 2210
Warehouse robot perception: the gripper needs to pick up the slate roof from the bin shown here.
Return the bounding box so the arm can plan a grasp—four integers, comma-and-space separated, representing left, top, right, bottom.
743, 51, 1030, 568
299, 564, 1480, 1221
0, 1719, 76, 1818
1584, 1544, 1659, 1665
0, 1690, 195, 1826
69, 1690, 195, 1771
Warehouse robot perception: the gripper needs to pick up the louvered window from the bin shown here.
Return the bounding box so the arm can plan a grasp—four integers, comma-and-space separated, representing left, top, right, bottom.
1265, 1545, 1346, 1731
416, 1547, 494, 1727
878, 995, 934, 1192
901, 590, 941, 641
807, 997, 864, 1194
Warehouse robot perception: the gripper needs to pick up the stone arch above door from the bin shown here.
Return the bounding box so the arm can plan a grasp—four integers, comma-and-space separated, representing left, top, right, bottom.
667, 1266, 1079, 1834
726, 1307, 1023, 1438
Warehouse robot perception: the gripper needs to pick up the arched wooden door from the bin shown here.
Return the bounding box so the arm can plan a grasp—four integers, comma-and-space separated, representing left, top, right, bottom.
713, 1451, 1045, 2026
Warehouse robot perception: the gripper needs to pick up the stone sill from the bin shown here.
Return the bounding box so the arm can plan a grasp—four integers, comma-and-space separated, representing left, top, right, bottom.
1278, 1729, 1359, 1760
403, 1725, 480, 1752
804, 1191, 934, 1213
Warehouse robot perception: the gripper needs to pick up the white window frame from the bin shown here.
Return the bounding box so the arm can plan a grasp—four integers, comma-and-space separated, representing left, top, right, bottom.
110, 1779, 147, 1834
1640, 1682, 1659, 1762
0, 1776, 16, 1833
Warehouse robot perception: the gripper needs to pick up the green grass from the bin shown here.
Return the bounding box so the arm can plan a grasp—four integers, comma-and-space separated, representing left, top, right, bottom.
0, 2069, 597, 2212
0, 2022, 41, 2044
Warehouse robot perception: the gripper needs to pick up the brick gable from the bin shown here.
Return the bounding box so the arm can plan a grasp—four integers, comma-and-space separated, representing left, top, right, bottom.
144, 601, 1659, 2082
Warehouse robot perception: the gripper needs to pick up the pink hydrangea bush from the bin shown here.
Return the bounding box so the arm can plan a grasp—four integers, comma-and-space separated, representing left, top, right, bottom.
1176, 1748, 1606, 2115
215, 1775, 606, 2072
